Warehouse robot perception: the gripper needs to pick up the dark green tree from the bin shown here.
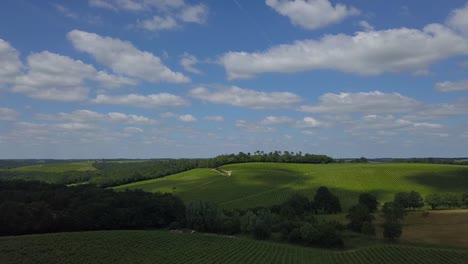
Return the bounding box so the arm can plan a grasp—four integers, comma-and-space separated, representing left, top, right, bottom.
382, 202, 406, 222
346, 204, 375, 233
314, 186, 341, 214
382, 221, 402, 241
462, 193, 468, 208
425, 194, 442, 210
358, 193, 378, 213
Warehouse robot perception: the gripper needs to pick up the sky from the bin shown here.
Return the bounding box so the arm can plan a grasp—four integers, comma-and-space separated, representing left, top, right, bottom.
1, 0, 468, 159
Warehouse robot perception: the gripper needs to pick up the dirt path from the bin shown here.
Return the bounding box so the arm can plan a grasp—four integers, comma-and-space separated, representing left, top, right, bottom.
212, 168, 232, 177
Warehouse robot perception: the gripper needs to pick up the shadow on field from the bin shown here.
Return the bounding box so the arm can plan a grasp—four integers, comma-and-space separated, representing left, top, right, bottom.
405, 167, 468, 192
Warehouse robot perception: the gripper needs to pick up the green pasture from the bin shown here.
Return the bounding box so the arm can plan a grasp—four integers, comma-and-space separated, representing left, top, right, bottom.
115, 162, 468, 210
8, 162, 96, 173
1, 230, 467, 264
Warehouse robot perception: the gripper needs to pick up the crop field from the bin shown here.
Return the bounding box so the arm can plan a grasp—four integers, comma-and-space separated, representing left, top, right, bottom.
1, 230, 467, 264
400, 210, 468, 249
113, 168, 229, 193
115, 162, 468, 210
5, 161, 96, 173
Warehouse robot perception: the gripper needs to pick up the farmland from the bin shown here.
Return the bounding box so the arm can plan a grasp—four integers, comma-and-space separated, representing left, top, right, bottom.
115, 162, 468, 210
1, 230, 468, 264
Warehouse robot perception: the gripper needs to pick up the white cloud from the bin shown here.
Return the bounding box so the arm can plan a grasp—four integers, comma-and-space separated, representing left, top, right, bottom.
204, 116, 224, 122
137, 16, 178, 31
189, 86, 302, 109
68, 30, 190, 83
13, 51, 94, 101
435, 80, 468, 92
36, 110, 156, 125
180, 53, 202, 74
52, 3, 79, 19
260, 116, 293, 125
12, 51, 135, 101
447, 3, 468, 35
221, 22, 468, 79
178, 4, 208, 24
123, 127, 144, 133
359, 20, 374, 31
404, 99, 468, 120
352, 115, 443, 132
178, 114, 197, 122
296, 117, 326, 128
0, 39, 22, 88
88, 0, 185, 11
235, 120, 273, 133
92, 93, 188, 108
0, 108, 19, 121
266, 0, 359, 30
89, 0, 208, 32
300, 91, 420, 114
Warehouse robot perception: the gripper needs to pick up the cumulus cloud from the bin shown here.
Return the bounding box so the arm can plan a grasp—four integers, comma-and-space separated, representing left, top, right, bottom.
180, 53, 202, 74
92, 93, 188, 108
178, 114, 197, 122
260, 116, 293, 125
447, 3, 468, 35
435, 80, 468, 92
296, 117, 326, 128
300, 91, 420, 114
266, 0, 359, 30
352, 115, 443, 132
36, 109, 156, 125
404, 99, 468, 120
204, 116, 224, 122
178, 4, 208, 24
88, 0, 185, 11
137, 16, 178, 31
235, 120, 273, 133
89, 0, 208, 32
123, 127, 144, 133
0, 39, 22, 88
189, 86, 302, 109
221, 19, 468, 79
0, 108, 19, 121
68, 30, 190, 83
12, 51, 135, 101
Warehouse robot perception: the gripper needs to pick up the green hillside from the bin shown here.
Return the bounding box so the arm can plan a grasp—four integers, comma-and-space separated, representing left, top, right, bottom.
115, 162, 468, 210
1, 230, 467, 264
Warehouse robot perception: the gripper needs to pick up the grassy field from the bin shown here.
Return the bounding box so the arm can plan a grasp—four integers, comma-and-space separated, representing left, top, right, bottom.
7, 161, 96, 173
1, 230, 467, 264
115, 162, 468, 210
114, 168, 228, 193
400, 210, 468, 249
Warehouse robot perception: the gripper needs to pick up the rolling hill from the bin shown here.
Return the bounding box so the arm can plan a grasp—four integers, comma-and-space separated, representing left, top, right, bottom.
114, 162, 468, 210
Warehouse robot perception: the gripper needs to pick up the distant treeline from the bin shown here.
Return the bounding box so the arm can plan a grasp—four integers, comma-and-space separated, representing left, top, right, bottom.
0, 151, 334, 187
391, 158, 468, 165
0, 159, 91, 169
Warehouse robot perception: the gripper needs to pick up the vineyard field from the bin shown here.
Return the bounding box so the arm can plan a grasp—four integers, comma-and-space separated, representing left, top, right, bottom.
115, 162, 468, 210
1, 230, 467, 264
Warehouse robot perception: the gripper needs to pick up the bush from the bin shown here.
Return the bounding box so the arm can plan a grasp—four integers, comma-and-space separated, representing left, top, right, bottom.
360, 221, 376, 236
300, 223, 321, 245
252, 220, 271, 240
358, 193, 378, 213
382, 221, 402, 241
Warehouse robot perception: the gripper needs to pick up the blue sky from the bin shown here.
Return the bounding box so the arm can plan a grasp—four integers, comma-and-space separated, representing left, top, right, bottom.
1, 0, 468, 159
